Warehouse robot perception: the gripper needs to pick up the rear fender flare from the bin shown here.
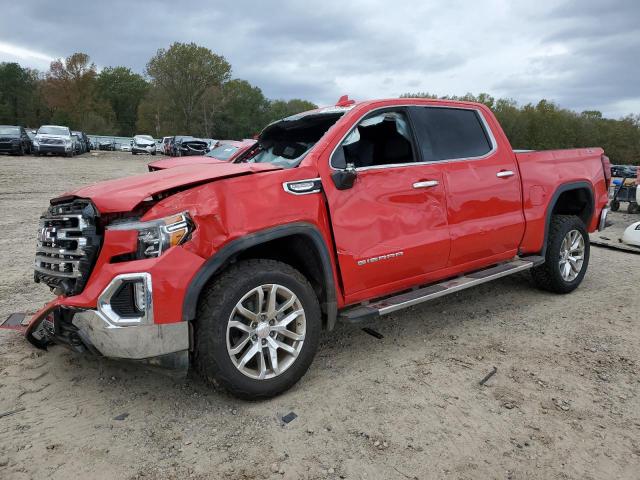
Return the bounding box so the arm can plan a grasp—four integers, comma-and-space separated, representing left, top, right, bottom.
540, 181, 595, 256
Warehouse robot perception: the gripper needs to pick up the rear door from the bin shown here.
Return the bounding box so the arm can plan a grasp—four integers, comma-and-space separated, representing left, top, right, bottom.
408, 106, 525, 267
322, 108, 451, 301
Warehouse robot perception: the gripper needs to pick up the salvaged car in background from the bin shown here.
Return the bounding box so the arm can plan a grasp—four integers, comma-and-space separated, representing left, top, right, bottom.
3, 97, 611, 400
131, 135, 157, 155
33, 125, 75, 157
98, 140, 117, 151
148, 139, 256, 171
72, 131, 88, 154
171, 136, 208, 156
0, 125, 33, 155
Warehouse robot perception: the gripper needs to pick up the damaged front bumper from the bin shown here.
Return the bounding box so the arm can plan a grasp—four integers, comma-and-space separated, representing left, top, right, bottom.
2, 305, 189, 370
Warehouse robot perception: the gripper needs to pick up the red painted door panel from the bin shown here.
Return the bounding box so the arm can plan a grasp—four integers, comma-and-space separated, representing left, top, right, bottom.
324, 165, 450, 297
443, 154, 525, 266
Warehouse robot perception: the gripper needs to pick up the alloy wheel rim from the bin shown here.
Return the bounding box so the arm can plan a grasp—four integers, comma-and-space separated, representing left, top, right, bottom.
226, 284, 306, 380
559, 229, 585, 282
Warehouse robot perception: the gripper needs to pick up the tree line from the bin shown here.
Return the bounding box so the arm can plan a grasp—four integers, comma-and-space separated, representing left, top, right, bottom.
0, 42, 316, 141
0, 42, 638, 165
401, 92, 640, 165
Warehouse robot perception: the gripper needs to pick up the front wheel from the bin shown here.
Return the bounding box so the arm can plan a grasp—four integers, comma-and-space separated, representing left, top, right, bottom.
628, 202, 639, 214
194, 259, 321, 399
610, 200, 620, 211
531, 215, 590, 293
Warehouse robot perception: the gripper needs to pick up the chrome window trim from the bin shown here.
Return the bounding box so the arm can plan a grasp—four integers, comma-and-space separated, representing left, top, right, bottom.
328, 104, 498, 172
282, 177, 323, 195
97, 272, 153, 327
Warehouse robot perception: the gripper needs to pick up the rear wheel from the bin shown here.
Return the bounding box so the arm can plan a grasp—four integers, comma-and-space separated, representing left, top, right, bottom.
628, 202, 639, 214
531, 215, 590, 293
194, 259, 321, 399
610, 200, 620, 211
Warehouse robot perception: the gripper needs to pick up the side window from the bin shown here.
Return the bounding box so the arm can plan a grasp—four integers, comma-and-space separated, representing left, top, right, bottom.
332, 110, 416, 169
410, 107, 493, 162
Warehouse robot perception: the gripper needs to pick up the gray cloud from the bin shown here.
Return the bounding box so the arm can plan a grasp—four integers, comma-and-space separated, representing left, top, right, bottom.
1, 0, 638, 118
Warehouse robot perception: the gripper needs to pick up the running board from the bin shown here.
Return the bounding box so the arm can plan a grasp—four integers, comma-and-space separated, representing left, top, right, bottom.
339, 256, 543, 323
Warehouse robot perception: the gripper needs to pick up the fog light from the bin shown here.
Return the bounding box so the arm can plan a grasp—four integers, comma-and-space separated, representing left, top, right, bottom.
133, 281, 147, 311
98, 273, 153, 326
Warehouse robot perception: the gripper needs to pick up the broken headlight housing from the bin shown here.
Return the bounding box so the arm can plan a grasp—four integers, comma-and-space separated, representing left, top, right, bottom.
107, 212, 193, 259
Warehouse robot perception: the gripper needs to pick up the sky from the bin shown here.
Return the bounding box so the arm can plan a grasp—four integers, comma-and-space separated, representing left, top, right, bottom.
1, 0, 638, 119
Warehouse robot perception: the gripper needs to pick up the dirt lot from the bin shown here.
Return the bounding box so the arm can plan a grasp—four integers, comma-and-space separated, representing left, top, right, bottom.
0, 151, 639, 480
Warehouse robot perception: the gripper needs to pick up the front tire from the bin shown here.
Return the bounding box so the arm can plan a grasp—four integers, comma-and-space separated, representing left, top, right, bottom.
610, 200, 620, 211
628, 202, 639, 214
531, 215, 590, 293
194, 259, 321, 399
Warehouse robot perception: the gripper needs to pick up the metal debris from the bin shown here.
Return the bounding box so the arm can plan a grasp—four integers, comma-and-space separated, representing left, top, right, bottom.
0, 407, 26, 419
281, 412, 297, 424
362, 327, 384, 339
479, 366, 498, 385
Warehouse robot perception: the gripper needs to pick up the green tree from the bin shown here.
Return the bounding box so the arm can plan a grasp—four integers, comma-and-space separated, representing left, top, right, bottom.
0, 62, 49, 127
146, 42, 231, 132
213, 79, 269, 139
96, 66, 148, 136
265, 98, 317, 123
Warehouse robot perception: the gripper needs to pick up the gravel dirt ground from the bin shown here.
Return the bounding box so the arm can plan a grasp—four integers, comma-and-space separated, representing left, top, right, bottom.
1, 152, 639, 480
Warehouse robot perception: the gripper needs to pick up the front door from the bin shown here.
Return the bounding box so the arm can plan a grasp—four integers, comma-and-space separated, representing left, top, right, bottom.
321, 108, 451, 302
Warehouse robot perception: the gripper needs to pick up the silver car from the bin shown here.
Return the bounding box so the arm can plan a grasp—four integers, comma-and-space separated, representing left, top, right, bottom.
131, 135, 157, 155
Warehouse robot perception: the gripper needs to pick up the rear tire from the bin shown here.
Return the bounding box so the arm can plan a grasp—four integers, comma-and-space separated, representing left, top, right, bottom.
610, 200, 620, 211
531, 215, 590, 293
628, 202, 639, 214
193, 259, 321, 399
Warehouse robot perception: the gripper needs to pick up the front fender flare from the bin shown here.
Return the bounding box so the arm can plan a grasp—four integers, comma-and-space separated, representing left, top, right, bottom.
182, 222, 338, 329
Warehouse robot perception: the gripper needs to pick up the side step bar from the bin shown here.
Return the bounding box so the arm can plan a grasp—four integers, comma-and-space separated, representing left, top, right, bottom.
339, 256, 544, 323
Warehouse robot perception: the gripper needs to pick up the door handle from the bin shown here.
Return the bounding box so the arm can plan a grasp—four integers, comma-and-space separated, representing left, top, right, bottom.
496, 170, 515, 178
413, 180, 439, 189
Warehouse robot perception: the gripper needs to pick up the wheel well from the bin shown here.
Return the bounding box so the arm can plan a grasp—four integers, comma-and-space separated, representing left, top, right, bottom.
233, 234, 327, 309
551, 187, 593, 226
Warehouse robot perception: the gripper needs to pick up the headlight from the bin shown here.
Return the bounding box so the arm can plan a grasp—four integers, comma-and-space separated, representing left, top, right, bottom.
107, 212, 193, 259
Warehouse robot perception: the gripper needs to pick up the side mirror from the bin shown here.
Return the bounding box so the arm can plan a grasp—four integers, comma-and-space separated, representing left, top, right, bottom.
331, 163, 357, 190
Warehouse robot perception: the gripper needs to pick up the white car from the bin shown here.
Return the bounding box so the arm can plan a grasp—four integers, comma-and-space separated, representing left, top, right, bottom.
622, 221, 640, 248
131, 135, 157, 155
120, 144, 131, 152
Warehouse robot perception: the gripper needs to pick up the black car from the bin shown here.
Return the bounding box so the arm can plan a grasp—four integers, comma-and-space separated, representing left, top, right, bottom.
71, 134, 83, 154
611, 164, 638, 178
172, 136, 208, 156
72, 131, 89, 153
98, 140, 117, 151
0, 125, 32, 155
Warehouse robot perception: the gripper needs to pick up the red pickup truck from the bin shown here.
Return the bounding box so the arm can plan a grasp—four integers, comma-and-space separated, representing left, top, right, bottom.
148, 139, 257, 171
3, 97, 611, 399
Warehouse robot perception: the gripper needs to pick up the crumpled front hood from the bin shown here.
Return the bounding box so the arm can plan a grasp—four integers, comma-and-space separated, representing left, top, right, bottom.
57, 162, 280, 213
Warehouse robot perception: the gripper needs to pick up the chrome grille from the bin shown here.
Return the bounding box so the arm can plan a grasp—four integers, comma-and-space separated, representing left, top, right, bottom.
40, 138, 64, 145
34, 200, 101, 296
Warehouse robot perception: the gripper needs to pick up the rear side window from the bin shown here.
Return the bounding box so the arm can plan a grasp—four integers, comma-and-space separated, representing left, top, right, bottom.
409, 107, 492, 162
